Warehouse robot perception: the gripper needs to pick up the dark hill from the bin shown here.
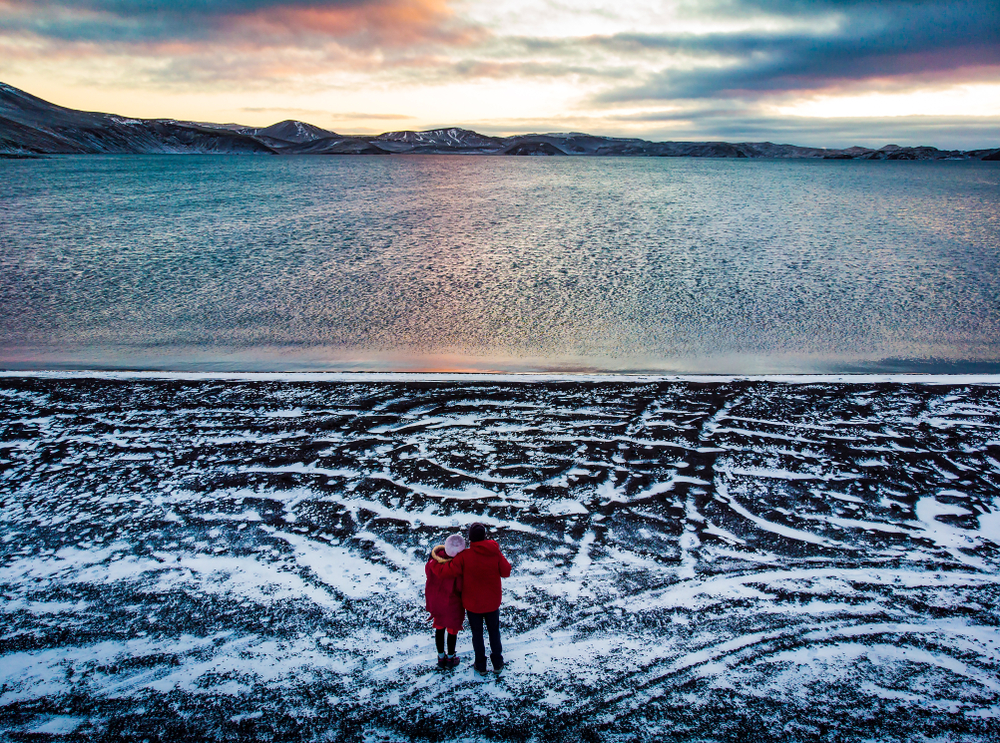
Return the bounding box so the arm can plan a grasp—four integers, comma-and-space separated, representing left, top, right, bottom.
0, 83, 274, 155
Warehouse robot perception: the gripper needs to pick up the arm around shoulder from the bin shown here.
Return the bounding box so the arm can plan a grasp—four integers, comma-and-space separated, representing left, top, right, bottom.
434, 551, 464, 578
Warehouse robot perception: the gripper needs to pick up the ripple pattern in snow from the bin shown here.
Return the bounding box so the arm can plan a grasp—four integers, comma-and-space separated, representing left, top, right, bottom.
1, 377, 999, 741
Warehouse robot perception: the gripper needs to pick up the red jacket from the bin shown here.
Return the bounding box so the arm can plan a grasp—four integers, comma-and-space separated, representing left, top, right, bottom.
425, 549, 465, 631
431, 539, 511, 614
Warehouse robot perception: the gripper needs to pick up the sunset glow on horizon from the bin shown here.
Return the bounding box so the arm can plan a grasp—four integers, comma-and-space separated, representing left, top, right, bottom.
1, 0, 998, 149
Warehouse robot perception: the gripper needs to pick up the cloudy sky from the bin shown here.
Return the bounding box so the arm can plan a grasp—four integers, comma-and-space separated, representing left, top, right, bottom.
1, 0, 998, 148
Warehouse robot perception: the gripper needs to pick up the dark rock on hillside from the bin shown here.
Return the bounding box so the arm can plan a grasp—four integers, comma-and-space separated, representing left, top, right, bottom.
502, 140, 567, 156
282, 137, 391, 155
657, 141, 750, 157
500, 133, 638, 156
863, 144, 956, 160
140, 120, 277, 154
739, 142, 843, 158
0, 113, 81, 153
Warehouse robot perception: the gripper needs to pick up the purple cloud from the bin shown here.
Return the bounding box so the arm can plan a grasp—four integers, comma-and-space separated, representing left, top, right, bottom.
593, 0, 1000, 101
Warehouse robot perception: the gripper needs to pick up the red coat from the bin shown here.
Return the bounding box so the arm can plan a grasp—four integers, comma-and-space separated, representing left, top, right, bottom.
425, 549, 465, 631
431, 540, 511, 614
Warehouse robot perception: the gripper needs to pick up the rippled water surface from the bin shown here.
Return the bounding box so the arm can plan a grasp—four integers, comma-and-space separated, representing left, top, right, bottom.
2, 156, 999, 372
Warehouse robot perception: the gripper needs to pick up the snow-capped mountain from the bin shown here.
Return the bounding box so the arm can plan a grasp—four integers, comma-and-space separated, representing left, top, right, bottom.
249, 119, 338, 144
373, 128, 504, 153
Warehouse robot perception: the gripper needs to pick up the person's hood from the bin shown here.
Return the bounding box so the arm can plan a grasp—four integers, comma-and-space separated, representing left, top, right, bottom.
469, 539, 501, 556
429, 544, 451, 563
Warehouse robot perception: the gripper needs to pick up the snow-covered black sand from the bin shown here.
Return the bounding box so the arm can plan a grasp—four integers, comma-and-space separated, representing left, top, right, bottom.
2, 374, 999, 742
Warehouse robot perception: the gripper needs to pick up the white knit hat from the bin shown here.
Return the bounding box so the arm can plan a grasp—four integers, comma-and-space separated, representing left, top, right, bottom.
444, 534, 466, 557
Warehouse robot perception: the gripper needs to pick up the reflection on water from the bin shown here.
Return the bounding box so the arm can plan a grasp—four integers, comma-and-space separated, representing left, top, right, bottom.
1, 155, 999, 373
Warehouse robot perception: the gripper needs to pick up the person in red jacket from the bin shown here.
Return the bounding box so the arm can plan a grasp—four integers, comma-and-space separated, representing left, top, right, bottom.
432, 522, 512, 675
425, 533, 467, 669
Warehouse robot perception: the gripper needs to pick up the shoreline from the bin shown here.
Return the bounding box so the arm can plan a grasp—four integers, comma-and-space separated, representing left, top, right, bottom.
4, 369, 1000, 385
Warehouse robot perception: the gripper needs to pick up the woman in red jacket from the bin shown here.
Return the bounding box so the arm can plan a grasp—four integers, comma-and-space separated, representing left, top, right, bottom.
425, 534, 467, 668
431, 522, 512, 675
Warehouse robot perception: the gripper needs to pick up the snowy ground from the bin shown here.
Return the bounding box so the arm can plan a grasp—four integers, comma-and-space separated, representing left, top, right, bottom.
1, 374, 999, 742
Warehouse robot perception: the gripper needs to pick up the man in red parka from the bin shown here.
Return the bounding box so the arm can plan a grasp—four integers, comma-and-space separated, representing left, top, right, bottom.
431, 522, 511, 675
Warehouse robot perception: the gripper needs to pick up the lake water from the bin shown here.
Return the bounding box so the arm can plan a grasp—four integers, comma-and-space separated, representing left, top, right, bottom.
2, 155, 999, 373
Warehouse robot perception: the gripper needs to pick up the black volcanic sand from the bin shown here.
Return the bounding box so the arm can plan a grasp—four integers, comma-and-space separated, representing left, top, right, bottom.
1, 377, 999, 742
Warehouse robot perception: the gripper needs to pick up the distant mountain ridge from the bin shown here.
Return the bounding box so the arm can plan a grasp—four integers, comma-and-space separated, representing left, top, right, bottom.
2, 83, 998, 160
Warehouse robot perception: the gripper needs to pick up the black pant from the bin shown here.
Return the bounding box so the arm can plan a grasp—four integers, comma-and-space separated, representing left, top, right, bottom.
466, 609, 502, 670
435, 628, 457, 655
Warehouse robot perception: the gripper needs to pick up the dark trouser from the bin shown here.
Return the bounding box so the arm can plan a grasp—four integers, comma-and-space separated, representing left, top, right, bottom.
434, 628, 457, 655
466, 609, 502, 671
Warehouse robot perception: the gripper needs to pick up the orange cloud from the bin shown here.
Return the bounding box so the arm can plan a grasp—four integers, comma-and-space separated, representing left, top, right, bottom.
0, 0, 483, 49
0, 0, 488, 87
240, 0, 485, 46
